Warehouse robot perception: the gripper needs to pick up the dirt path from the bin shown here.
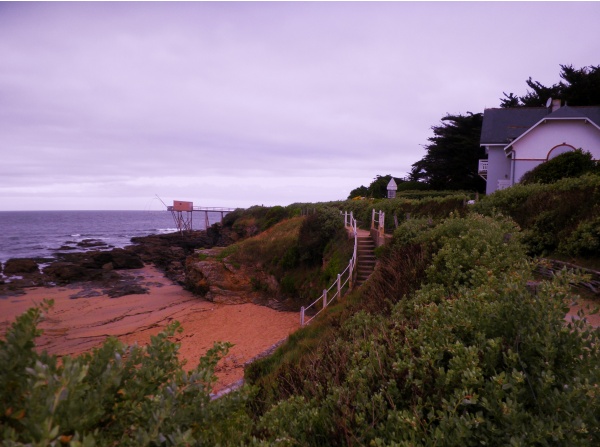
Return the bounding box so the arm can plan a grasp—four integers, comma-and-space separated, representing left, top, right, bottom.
0, 265, 300, 391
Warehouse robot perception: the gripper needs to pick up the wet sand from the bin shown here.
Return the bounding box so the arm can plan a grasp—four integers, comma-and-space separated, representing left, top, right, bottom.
0, 265, 300, 391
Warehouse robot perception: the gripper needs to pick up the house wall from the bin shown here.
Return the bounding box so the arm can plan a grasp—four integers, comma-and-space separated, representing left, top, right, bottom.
485, 146, 511, 195
512, 120, 600, 160
511, 120, 600, 183
514, 160, 543, 184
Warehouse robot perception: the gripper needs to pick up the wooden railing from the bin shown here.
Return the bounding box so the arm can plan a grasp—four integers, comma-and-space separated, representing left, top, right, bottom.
370, 209, 385, 247
300, 211, 358, 326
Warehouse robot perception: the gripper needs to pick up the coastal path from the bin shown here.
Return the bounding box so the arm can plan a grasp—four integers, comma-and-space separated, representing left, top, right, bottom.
300, 210, 381, 326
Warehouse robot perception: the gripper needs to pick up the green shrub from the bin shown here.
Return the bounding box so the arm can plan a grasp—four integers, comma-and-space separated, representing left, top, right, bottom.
474, 174, 600, 258
0, 301, 253, 446
253, 265, 600, 446
298, 207, 345, 266
262, 205, 288, 230
521, 149, 598, 185
559, 215, 600, 257
392, 217, 435, 246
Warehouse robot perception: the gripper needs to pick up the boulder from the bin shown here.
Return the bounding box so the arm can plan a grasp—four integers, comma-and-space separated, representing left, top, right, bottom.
110, 249, 144, 269
43, 262, 98, 284
77, 239, 109, 248
85, 249, 144, 270
107, 283, 149, 298
185, 250, 277, 304
4, 258, 39, 274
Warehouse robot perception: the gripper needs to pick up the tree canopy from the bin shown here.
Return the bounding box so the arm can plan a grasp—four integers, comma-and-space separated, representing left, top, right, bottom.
409, 113, 485, 192
501, 64, 600, 107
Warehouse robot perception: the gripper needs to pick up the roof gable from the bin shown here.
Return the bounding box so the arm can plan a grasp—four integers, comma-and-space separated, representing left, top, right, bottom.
480, 108, 548, 145
480, 105, 600, 146
548, 105, 600, 123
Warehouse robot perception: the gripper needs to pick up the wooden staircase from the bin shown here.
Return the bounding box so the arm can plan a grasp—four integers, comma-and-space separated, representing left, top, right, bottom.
356, 234, 376, 286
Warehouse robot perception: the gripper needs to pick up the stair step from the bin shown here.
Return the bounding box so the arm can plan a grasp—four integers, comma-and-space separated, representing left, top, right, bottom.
353, 235, 377, 287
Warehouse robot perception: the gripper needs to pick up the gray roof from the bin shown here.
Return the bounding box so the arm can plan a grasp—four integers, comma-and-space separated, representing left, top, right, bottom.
549, 105, 600, 123
480, 107, 549, 145
480, 105, 600, 146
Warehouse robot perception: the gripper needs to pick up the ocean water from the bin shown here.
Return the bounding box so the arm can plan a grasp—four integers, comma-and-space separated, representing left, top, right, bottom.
0, 210, 223, 265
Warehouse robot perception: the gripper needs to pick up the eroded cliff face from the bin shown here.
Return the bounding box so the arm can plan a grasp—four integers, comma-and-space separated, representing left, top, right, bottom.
185, 247, 279, 305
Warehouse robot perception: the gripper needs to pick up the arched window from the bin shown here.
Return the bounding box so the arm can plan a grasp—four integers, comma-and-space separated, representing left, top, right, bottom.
547, 144, 576, 160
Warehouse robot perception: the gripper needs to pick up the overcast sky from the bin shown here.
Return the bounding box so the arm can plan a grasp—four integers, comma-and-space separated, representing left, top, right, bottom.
1, 2, 599, 211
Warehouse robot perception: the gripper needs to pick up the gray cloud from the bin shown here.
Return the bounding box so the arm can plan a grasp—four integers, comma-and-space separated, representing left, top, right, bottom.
1, 2, 599, 210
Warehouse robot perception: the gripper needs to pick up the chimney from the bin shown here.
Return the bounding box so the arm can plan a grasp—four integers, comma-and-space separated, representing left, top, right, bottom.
552, 98, 562, 112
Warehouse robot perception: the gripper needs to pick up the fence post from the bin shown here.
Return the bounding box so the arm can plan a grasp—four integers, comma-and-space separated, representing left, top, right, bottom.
371, 208, 376, 229
300, 306, 305, 326
337, 273, 341, 297
323, 289, 328, 309
380, 211, 385, 240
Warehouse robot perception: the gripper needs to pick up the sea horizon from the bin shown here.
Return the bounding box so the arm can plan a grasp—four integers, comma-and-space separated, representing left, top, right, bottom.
0, 210, 227, 266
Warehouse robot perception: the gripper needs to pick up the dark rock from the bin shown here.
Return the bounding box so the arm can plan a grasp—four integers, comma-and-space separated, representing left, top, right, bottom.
110, 249, 144, 269
43, 262, 100, 284
107, 284, 149, 298
1, 274, 46, 289
77, 250, 144, 270
77, 239, 109, 248
4, 258, 39, 274
56, 245, 77, 251
70, 289, 103, 299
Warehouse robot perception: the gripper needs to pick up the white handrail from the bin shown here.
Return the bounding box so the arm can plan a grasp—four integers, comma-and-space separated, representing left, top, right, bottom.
300, 211, 358, 326
371, 209, 385, 245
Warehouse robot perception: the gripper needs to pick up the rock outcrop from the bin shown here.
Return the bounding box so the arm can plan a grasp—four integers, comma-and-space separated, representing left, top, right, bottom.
4, 258, 40, 275
185, 248, 279, 305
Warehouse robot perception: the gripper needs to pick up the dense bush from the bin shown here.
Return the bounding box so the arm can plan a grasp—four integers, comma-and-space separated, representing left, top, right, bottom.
411, 213, 524, 292
249, 214, 600, 446
0, 301, 253, 446
559, 215, 600, 257
520, 149, 598, 185
220, 205, 293, 237
297, 207, 346, 266
473, 174, 600, 257
335, 194, 470, 232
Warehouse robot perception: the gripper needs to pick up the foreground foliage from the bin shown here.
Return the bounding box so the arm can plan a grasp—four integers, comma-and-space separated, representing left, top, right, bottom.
0, 303, 252, 446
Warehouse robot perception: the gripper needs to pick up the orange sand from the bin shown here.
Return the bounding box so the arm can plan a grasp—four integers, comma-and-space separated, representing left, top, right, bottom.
0, 265, 300, 391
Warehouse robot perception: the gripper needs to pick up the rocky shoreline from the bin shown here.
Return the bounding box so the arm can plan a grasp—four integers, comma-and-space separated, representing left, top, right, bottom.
0, 225, 233, 299
0, 224, 295, 311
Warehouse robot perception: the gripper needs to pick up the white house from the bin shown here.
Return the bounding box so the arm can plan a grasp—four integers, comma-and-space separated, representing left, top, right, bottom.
479, 100, 600, 195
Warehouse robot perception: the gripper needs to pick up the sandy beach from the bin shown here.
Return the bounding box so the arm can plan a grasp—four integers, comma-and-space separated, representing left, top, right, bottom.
0, 265, 300, 392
